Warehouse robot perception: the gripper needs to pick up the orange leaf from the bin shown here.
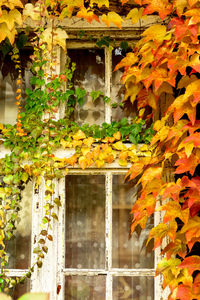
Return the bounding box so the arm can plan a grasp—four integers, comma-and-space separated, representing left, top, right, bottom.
142, 0, 173, 19
158, 201, 189, 224
76, 8, 99, 23
180, 216, 200, 250
175, 153, 200, 176
179, 256, 200, 275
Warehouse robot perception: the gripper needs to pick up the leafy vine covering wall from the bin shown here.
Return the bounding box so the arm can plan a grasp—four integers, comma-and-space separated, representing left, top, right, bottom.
0, 0, 200, 299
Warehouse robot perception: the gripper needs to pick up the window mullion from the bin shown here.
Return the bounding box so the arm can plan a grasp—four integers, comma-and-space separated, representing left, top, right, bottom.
105, 48, 112, 124
31, 178, 45, 292
57, 177, 66, 300
105, 172, 113, 300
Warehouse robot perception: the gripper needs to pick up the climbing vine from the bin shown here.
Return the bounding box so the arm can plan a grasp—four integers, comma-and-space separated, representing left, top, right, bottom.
0, 0, 200, 299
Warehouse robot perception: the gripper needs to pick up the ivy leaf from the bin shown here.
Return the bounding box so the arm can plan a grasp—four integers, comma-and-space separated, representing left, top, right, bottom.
158, 201, 189, 224
3, 0, 23, 9
142, 24, 168, 43
175, 153, 200, 176
90, 90, 103, 102
126, 8, 144, 24
3, 175, 14, 185
179, 256, 200, 275
142, 0, 173, 20
170, 283, 193, 299
155, 257, 181, 277
0, 23, 16, 44
101, 12, 124, 28
0, 9, 22, 31
76, 8, 99, 23
180, 216, 200, 250
21, 172, 29, 183
75, 87, 86, 106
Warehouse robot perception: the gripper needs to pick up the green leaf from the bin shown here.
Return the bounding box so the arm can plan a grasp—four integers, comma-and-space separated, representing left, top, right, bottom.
75, 88, 86, 106
103, 96, 111, 103
90, 90, 103, 102
33, 247, 41, 254
120, 118, 129, 126
3, 175, 14, 185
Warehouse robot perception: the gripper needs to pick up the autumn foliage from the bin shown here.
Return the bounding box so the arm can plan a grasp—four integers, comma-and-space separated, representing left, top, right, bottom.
119, 0, 200, 299
0, 0, 200, 299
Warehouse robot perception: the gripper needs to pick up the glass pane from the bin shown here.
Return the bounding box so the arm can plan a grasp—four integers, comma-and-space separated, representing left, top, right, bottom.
112, 175, 154, 269
68, 49, 105, 125
10, 279, 30, 300
0, 51, 32, 125
113, 276, 154, 300
6, 182, 32, 268
65, 275, 106, 300
0, 72, 18, 124
112, 48, 136, 122
65, 175, 105, 269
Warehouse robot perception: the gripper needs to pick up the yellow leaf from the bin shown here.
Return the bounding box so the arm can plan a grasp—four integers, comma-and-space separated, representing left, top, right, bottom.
81, 147, 90, 155
139, 144, 148, 151
41, 27, 68, 51
72, 140, 82, 147
112, 141, 127, 151
0, 23, 16, 44
118, 159, 127, 166
126, 7, 144, 24
114, 52, 138, 71
101, 12, 124, 28
60, 139, 72, 148
0, 9, 22, 31
83, 137, 94, 147
1, 0, 23, 9
79, 156, 87, 169
175, 0, 187, 16
142, 24, 167, 43
73, 130, 86, 140
124, 82, 142, 103
59, 0, 84, 18
95, 159, 105, 168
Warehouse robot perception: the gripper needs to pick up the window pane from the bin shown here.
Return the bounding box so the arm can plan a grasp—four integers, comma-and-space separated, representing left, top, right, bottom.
113, 276, 154, 300
65, 275, 106, 300
68, 49, 105, 125
65, 175, 105, 269
112, 175, 154, 269
0, 73, 18, 125
6, 182, 32, 269
0, 52, 32, 125
112, 49, 136, 122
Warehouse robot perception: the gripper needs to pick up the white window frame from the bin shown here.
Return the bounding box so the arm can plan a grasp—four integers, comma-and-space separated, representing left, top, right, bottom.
2, 17, 168, 300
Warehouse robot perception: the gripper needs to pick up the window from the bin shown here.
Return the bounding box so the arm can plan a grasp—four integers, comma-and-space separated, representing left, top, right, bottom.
64, 173, 154, 300
2, 19, 164, 300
